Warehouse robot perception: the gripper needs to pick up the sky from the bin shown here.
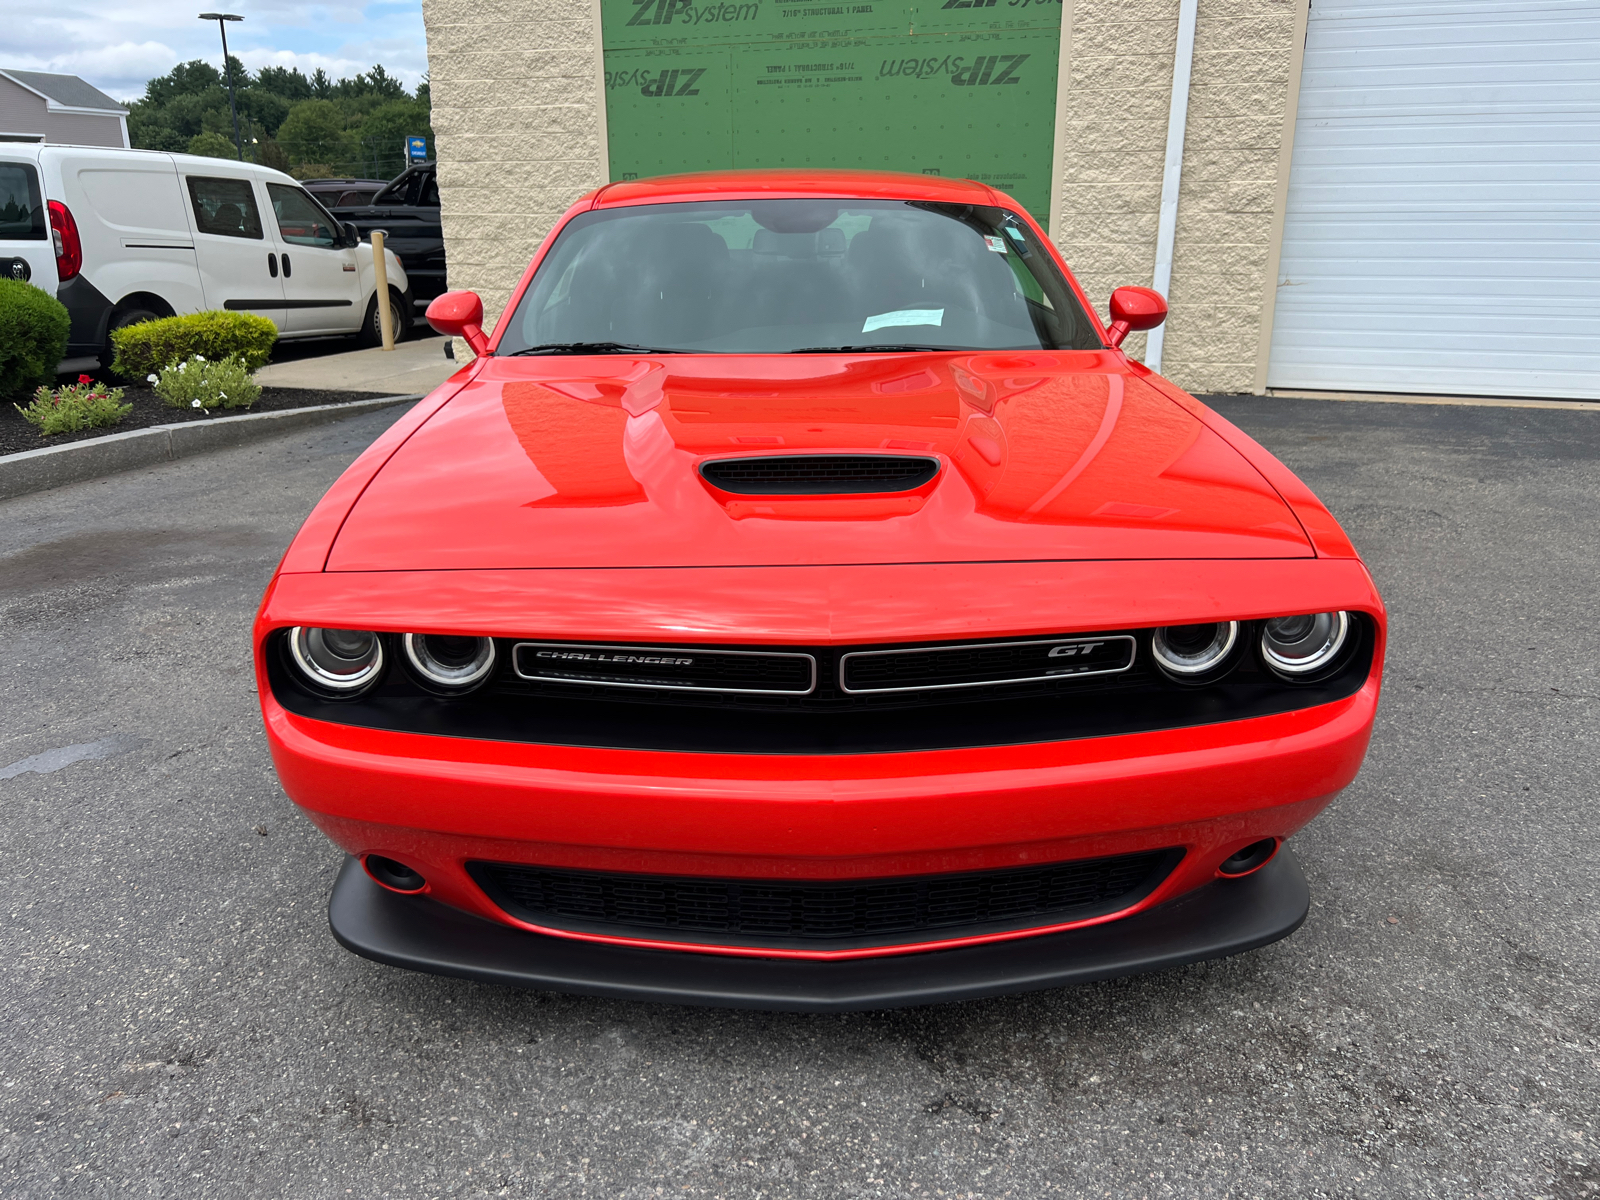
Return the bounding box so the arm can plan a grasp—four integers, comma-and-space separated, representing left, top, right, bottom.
5, 0, 429, 104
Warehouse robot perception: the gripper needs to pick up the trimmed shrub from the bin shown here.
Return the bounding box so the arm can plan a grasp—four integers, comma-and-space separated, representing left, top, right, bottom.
0, 279, 71, 400
110, 310, 277, 378
15, 375, 131, 436
150, 354, 262, 411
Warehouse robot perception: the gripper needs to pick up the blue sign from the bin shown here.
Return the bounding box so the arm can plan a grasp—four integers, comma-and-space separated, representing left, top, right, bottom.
406, 135, 428, 162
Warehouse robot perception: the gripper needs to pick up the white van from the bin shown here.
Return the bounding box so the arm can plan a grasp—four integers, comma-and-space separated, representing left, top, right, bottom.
0, 145, 410, 372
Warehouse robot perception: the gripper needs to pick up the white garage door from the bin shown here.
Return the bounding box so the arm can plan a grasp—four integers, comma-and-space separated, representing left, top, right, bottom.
1268, 0, 1600, 400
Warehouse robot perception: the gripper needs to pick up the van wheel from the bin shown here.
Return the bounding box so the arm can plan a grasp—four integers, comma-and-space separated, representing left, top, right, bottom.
357, 287, 411, 348
103, 304, 165, 378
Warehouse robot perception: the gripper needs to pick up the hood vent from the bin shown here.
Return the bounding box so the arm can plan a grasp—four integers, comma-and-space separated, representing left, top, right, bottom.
700, 454, 940, 496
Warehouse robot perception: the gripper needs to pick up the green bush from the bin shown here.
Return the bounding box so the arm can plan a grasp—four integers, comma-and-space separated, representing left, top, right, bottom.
110, 310, 276, 378
187, 130, 238, 159
15, 375, 131, 435
0, 279, 71, 400
150, 354, 261, 411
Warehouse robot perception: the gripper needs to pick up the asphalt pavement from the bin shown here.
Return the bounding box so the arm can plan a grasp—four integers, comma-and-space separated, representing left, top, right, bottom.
0, 395, 1595, 1199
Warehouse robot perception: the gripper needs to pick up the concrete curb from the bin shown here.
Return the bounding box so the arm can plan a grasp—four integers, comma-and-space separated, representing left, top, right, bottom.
0, 393, 422, 503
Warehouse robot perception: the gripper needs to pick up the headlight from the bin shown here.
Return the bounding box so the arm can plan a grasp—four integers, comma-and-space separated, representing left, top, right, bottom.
288, 626, 384, 692
1260, 611, 1350, 677
1151, 621, 1239, 677
403, 633, 496, 690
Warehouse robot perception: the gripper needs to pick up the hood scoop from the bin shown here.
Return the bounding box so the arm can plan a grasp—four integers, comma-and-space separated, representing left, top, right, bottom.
699, 454, 941, 496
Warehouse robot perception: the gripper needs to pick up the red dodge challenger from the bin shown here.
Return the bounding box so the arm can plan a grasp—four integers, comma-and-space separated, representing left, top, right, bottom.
254, 170, 1385, 1010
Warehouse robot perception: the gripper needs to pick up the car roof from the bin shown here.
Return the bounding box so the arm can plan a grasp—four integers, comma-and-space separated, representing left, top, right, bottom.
592, 169, 1005, 209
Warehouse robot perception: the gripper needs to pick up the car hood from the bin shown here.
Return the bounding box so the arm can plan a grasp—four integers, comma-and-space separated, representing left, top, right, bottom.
327, 352, 1312, 571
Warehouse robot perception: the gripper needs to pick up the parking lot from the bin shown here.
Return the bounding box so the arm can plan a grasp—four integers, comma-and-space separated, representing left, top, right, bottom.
1, 395, 1596, 1199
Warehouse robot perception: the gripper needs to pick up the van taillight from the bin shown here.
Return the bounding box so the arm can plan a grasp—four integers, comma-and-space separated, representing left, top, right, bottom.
48, 200, 82, 281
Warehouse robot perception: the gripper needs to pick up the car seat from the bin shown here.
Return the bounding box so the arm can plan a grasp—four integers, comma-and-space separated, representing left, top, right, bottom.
211, 202, 244, 236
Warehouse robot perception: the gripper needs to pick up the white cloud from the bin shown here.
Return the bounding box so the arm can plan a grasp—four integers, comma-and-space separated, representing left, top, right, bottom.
3, 0, 428, 102
236, 46, 428, 90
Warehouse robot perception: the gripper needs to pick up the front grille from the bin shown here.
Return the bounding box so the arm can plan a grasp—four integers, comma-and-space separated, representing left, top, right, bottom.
513, 642, 815, 695
467, 848, 1181, 950
700, 454, 940, 495
266, 618, 1375, 754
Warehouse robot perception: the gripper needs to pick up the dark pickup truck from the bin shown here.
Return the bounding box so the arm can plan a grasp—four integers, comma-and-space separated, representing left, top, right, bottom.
329, 161, 445, 311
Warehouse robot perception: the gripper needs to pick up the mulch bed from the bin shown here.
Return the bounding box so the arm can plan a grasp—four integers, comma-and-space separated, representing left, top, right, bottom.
0, 386, 398, 458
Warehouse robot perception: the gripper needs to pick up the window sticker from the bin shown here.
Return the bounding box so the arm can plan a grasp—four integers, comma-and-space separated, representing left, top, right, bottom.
984, 235, 1008, 254
863, 308, 945, 333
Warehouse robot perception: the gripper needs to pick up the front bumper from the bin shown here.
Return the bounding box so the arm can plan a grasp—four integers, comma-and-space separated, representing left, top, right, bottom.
329, 848, 1310, 1010
268, 685, 1370, 957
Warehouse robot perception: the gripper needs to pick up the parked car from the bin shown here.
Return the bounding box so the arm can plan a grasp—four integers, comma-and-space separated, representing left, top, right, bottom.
300, 178, 388, 209
329, 160, 444, 309
0, 144, 410, 371
255, 170, 1386, 1011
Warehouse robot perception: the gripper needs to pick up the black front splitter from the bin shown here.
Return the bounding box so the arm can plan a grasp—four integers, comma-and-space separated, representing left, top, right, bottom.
327, 851, 1310, 1012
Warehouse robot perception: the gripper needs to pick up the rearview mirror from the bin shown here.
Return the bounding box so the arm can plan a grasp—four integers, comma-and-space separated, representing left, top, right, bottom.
341, 221, 361, 247
426, 290, 489, 357
1105, 286, 1168, 349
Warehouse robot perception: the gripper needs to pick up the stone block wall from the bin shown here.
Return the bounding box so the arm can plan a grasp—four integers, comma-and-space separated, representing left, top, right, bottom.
420, 0, 607, 340
1054, 0, 1301, 393
421, 0, 1302, 391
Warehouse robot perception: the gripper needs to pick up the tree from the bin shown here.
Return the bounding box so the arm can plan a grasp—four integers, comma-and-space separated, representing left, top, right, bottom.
258, 139, 291, 173
125, 59, 431, 181
277, 99, 349, 168
351, 98, 433, 177
187, 131, 238, 160
256, 66, 313, 103
141, 60, 221, 106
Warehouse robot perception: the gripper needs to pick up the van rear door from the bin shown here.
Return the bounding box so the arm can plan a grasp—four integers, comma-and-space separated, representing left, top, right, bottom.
0, 154, 59, 298
178, 167, 286, 330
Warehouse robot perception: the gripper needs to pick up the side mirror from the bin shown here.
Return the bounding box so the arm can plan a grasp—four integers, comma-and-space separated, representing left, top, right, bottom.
426, 290, 489, 357
1105, 286, 1167, 349
341, 221, 361, 247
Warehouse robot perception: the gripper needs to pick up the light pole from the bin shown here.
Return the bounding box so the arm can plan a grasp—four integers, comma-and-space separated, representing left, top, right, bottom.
198, 13, 244, 160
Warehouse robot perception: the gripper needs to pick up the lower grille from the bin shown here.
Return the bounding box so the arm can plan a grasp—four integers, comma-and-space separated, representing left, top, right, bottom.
467, 848, 1182, 951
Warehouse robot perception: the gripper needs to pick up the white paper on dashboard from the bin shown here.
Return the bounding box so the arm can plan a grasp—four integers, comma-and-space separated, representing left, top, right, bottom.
862, 308, 945, 333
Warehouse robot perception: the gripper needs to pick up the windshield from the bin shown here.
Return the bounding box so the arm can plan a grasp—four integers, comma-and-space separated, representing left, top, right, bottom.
497, 199, 1103, 355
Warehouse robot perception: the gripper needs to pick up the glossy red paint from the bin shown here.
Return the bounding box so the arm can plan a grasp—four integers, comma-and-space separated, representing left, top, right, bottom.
327, 354, 1313, 570
261, 675, 1376, 960
255, 169, 1386, 973
1105, 286, 1168, 349
424, 291, 488, 356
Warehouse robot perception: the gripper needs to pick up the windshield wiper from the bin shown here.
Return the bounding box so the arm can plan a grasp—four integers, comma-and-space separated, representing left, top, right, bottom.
506, 342, 685, 355
789, 344, 958, 354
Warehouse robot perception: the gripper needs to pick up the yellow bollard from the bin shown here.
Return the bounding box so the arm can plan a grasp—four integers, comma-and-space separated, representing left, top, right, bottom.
371, 229, 395, 351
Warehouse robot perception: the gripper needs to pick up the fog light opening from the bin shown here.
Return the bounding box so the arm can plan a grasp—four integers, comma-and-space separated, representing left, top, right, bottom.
364, 855, 427, 893
1218, 838, 1279, 878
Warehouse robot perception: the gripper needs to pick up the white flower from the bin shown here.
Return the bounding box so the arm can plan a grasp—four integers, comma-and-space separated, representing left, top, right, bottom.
191, 399, 202, 408
194, 355, 206, 362
147, 374, 158, 384
218, 392, 227, 400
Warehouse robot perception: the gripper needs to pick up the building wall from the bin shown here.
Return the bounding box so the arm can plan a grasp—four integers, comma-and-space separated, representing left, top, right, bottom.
420, 0, 1304, 393
421, 0, 607, 337
1053, 0, 1302, 395
0, 77, 48, 139
44, 111, 125, 148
